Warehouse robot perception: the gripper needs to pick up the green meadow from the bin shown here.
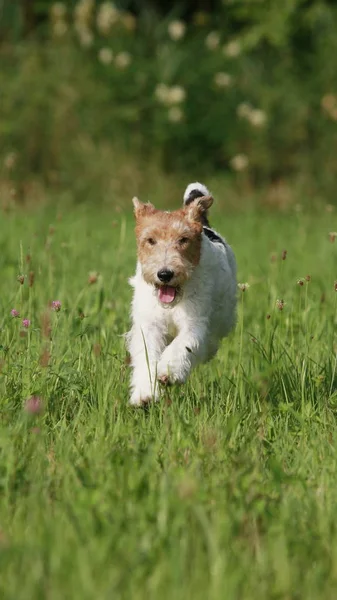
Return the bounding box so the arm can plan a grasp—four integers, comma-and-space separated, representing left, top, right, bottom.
0, 198, 337, 599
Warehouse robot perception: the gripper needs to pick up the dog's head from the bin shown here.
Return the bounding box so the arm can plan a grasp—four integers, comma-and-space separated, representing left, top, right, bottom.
132, 195, 213, 305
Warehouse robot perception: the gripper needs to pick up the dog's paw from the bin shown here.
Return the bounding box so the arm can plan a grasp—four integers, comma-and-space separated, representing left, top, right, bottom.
129, 394, 151, 407
129, 386, 159, 407
157, 360, 187, 386
158, 374, 173, 386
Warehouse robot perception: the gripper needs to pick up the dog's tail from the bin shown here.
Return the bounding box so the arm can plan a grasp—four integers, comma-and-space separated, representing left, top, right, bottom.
183, 182, 212, 226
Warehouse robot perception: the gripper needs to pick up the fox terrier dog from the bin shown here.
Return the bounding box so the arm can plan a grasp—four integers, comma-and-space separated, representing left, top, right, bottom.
127, 182, 237, 406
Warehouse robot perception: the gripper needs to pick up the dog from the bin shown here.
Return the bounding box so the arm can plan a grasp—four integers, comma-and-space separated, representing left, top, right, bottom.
127, 182, 237, 406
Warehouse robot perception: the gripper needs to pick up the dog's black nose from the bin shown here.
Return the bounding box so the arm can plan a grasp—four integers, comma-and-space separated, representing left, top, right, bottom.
157, 269, 174, 283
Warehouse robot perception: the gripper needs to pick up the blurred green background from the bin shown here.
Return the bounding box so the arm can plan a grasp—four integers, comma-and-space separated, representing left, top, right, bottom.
2, 0, 337, 207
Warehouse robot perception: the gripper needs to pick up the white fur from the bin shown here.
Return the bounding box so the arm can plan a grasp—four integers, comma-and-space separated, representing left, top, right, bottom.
127, 186, 237, 406
183, 182, 210, 204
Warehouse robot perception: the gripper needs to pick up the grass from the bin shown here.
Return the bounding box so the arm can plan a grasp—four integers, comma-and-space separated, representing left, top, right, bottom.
0, 197, 337, 600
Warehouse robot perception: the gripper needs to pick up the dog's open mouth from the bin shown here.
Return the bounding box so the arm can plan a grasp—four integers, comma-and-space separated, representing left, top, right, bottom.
158, 285, 177, 304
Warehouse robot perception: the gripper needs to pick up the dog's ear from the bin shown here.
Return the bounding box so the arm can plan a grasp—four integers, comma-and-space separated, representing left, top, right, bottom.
132, 197, 155, 218
185, 195, 213, 222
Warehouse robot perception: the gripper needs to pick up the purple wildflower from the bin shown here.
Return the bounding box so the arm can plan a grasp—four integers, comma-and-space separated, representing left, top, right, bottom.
88, 271, 98, 285
52, 300, 61, 312
24, 396, 43, 415
22, 319, 31, 328
11, 309, 20, 318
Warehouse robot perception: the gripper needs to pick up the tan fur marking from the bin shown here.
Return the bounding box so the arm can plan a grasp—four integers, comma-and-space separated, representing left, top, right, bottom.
184, 195, 214, 223
132, 197, 156, 219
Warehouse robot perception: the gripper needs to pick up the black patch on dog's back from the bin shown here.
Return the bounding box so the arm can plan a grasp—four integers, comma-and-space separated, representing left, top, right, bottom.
203, 226, 226, 247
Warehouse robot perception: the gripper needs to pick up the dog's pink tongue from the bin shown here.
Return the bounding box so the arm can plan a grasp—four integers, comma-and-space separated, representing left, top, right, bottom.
159, 286, 176, 304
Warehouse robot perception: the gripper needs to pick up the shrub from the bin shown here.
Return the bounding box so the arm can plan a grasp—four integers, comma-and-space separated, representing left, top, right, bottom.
1, 0, 337, 202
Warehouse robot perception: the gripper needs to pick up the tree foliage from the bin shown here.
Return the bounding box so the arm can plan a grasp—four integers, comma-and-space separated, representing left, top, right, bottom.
1, 0, 337, 199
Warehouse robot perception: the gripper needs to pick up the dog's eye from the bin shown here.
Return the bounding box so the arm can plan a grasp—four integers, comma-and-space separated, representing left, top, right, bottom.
178, 237, 189, 245
147, 237, 156, 246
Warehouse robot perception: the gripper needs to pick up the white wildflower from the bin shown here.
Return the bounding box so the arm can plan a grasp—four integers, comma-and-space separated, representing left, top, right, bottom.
230, 154, 249, 172
155, 83, 170, 103
155, 85, 186, 105
238, 282, 250, 292
237, 103, 267, 127
115, 52, 132, 69
96, 2, 119, 35
167, 85, 186, 105
98, 47, 113, 65
223, 40, 241, 57
237, 102, 253, 119
74, 0, 94, 25
214, 72, 232, 88
168, 107, 184, 123
76, 26, 94, 47
249, 109, 267, 128
205, 31, 220, 50
168, 20, 186, 41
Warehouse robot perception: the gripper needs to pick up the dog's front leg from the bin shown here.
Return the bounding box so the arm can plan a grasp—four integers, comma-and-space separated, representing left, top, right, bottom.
128, 324, 166, 406
157, 325, 207, 386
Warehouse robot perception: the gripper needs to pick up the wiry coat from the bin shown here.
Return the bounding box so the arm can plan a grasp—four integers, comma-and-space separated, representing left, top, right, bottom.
128, 183, 237, 405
